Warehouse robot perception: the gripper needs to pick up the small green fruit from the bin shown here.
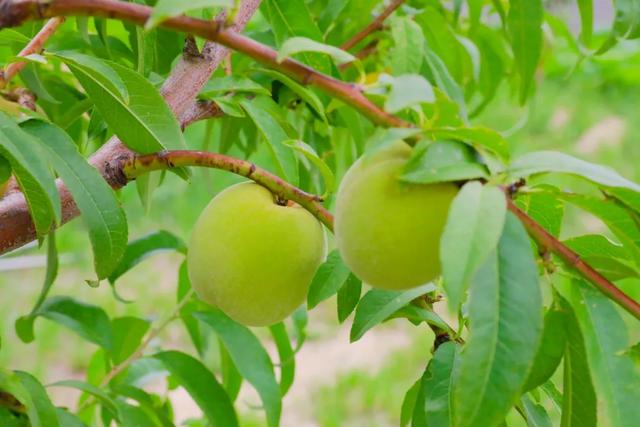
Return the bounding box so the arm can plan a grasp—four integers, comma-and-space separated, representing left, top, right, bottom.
187, 182, 326, 326
335, 141, 458, 290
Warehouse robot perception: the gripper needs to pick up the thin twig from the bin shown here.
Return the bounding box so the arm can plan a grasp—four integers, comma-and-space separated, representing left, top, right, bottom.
123, 150, 334, 230
338, 40, 378, 71
0, 17, 65, 89
100, 289, 195, 387
340, 0, 404, 51
507, 199, 640, 320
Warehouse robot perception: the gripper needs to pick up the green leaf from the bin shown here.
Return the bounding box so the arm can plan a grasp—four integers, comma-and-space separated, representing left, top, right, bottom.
606, 187, 640, 214
400, 379, 421, 427
364, 127, 424, 157
577, 0, 593, 44
146, 0, 233, 30
195, 310, 281, 427
509, 151, 640, 192
596, 0, 640, 54
337, 273, 362, 323
219, 341, 243, 402
240, 97, 298, 183
390, 305, 454, 333
55, 408, 87, 427
401, 140, 488, 184
51, 51, 128, 102
507, 0, 543, 103
440, 182, 506, 311
48, 380, 119, 420
262, 0, 331, 74
109, 230, 186, 284
423, 47, 467, 122
34, 297, 113, 350
277, 36, 355, 66
521, 394, 552, 427
282, 139, 334, 196
200, 76, 271, 97
15, 232, 58, 343
269, 323, 295, 396
414, 342, 458, 426
390, 17, 425, 75
425, 126, 509, 161
0, 29, 31, 45
523, 305, 568, 391
307, 250, 351, 309
350, 283, 437, 342
384, 74, 435, 113
560, 296, 597, 427
110, 317, 150, 365
515, 188, 565, 237
55, 53, 187, 159
452, 213, 543, 427
568, 280, 640, 427
0, 112, 60, 237
153, 351, 238, 427
560, 193, 640, 263
257, 68, 326, 120
20, 120, 128, 279
563, 235, 639, 281
13, 371, 59, 427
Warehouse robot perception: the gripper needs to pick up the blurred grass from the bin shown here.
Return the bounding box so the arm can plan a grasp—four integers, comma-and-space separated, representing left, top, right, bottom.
2, 33, 640, 426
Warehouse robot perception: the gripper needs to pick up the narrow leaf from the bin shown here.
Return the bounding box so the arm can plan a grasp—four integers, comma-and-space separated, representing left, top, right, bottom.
560, 296, 597, 427
337, 273, 362, 323
307, 250, 351, 309
0, 112, 60, 237
195, 310, 281, 427
385, 74, 435, 113
452, 213, 543, 427
568, 280, 640, 427
507, 0, 543, 103
277, 36, 355, 66
240, 97, 298, 184
153, 351, 238, 427
269, 323, 295, 396
510, 151, 640, 192
350, 283, 436, 342
440, 181, 506, 311
109, 230, 186, 284
34, 297, 113, 350
21, 120, 128, 279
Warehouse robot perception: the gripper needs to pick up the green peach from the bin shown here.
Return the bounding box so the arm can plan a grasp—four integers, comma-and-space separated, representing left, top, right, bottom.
335, 141, 458, 290
187, 182, 326, 326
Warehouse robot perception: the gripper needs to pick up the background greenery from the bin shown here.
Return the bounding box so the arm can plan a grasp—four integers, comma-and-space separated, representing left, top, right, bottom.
1, 0, 640, 426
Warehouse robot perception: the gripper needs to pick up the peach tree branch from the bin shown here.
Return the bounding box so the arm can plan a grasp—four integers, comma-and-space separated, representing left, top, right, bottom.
1, 0, 638, 320
0, 0, 409, 128
123, 150, 334, 230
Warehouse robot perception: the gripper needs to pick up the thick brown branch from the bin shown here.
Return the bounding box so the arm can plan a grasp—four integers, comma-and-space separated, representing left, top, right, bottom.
340, 0, 404, 51
507, 199, 640, 320
0, 0, 409, 128
0, 16, 65, 89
